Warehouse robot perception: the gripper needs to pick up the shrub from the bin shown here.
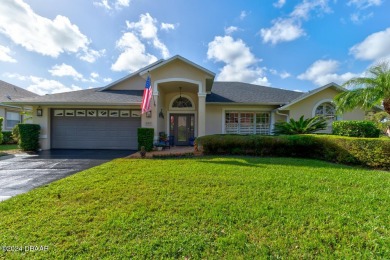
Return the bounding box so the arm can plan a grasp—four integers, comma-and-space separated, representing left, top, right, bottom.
17, 124, 41, 151
2, 131, 17, 144
333, 120, 381, 138
12, 124, 20, 143
137, 128, 154, 152
196, 134, 390, 170
0, 117, 3, 144
274, 115, 328, 135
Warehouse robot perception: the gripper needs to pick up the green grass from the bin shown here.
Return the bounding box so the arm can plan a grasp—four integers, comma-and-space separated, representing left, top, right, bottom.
0, 157, 389, 259
0, 144, 18, 151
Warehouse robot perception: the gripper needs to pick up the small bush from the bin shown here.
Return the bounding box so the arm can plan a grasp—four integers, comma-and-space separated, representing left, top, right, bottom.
12, 124, 20, 143
17, 124, 41, 151
0, 117, 3, 144
137, 128, 154, 152
333, 120, 381, 138
196, 134, 390, 170
2, 131, 17, 144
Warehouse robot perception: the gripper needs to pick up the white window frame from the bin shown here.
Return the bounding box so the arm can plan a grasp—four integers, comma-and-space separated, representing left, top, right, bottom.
223, 110, 271, 135
5, 110, 22, 130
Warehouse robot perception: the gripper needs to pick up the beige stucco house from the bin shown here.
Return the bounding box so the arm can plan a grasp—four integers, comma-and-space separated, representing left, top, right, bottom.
0, 80, 38, 132
7, 55, 365, 150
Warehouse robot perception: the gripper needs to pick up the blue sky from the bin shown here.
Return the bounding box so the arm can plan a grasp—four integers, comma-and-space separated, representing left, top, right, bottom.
0, 0, 389, 95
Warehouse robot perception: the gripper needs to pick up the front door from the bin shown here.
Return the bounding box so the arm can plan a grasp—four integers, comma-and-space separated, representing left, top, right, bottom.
170, 114, 195, 146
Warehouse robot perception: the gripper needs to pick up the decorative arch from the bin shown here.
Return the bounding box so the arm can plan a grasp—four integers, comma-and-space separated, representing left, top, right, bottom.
169, 94, 195, 110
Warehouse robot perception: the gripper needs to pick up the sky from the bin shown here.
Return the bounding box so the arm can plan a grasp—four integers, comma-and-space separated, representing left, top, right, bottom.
0, 0, 389, 95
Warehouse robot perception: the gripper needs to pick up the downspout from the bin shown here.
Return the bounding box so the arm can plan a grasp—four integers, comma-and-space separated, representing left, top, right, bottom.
272, 108, 290, 135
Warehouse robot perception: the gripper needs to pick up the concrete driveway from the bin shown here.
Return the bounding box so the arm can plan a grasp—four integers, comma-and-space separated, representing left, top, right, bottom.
0, 149, 135, 202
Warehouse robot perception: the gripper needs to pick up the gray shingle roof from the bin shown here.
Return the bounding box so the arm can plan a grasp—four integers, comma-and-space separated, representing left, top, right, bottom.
8, 81, 305, 106
0, 80, 39, 103
8, 87, 143, 105
207, 82, 304, 104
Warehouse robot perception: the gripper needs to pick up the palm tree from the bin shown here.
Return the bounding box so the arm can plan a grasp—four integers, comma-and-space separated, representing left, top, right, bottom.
334, 61, 390, 115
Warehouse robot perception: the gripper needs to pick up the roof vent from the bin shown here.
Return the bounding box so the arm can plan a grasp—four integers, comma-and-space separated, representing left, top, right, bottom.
6, 95, 11, 100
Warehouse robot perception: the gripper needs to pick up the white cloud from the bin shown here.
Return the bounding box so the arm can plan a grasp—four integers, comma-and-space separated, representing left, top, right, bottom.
0, 0, 90, 58
78, 48, 106, 63
126, 13, 170, 58
350, 12, 373, 24
349, 27, 390, 61
347, 0, 382, 9
274, 0, 286, 8
239, 11, 247, 20
93, 0, 130, 10
298, 59, 359, 86
261, 0, 331, 44
260, 18, 305, 44
0, 45, 17, 63
207, 36, 269, 85
91, 72, 99, 78
225, 26, 238, 35
3, 72, 27, 81
27, 76, 82, 95
161, 23, 175, 31
270, 69, 291, 79
111, 32, 158, 72
48, 63, 83, 81
103, 77, 112, 83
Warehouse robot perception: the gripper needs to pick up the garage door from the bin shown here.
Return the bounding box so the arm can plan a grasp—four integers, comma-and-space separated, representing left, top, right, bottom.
51, 109, 141, 149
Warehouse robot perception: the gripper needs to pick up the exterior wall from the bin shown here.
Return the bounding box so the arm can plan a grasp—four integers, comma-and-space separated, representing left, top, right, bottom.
205, 104, 280, 135
32, 105, 141, 150
108, 75, 146, 90
343, 109, 366, 120
288, 88, 340, 120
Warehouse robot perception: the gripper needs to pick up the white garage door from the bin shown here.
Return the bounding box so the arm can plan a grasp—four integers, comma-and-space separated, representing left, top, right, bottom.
51, 109, 141, 149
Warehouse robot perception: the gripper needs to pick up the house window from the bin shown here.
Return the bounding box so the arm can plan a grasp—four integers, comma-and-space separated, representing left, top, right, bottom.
225, 112, 270, 134
172, 97, 192, 108
315, 102, 336, 120
6, 111, 21, 129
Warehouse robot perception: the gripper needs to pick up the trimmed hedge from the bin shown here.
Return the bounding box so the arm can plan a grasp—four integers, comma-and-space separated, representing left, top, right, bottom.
2, 131, 17, 144
333, 120, 381, 138
0, 117, 3, 144
196, 134, 390, 170
17, 124, 41, 151
137, 128, 154, 152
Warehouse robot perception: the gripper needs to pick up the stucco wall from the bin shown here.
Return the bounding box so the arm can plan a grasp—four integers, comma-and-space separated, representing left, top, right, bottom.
108, 75, 146, 91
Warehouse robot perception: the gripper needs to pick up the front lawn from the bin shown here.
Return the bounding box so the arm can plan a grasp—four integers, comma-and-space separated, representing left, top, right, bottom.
0, 157, 389, 258
0, 144, 18, 151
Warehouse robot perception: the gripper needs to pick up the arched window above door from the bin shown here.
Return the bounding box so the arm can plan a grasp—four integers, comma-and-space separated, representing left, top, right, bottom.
172, 96, 193, 108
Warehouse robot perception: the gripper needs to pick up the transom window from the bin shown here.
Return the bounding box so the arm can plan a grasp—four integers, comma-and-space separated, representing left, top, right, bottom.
172, 97, 193, 108
5, 111, 21, 129
225, 112, 270, 135
315, 102, 336, 120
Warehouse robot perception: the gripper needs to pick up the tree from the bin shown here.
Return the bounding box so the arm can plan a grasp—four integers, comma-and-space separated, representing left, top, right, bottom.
334, 61, 390, 115
273, 116, 328, 135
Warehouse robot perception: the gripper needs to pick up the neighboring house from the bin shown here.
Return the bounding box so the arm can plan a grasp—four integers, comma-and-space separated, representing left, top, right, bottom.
0, 80, 39, 131
7, 55, 365, 150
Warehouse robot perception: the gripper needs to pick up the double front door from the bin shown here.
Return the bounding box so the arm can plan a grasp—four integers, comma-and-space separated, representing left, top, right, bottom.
170, 114, 195, 146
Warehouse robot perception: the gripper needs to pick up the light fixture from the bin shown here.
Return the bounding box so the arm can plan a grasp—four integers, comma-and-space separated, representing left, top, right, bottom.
177, 87, 185, 108
159, 108, 164, 119
146, 111, 152, 118
36, 106, 43, 117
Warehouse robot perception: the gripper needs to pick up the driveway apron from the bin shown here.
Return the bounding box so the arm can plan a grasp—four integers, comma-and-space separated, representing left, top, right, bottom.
0, 149, 134, 201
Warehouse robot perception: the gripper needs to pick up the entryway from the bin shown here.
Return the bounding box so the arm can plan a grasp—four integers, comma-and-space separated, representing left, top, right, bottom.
169, 114, 195, 146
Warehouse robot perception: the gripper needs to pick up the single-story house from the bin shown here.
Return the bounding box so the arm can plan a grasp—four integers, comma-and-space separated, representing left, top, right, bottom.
7, 55, 365, 150
0, 80, 39, 132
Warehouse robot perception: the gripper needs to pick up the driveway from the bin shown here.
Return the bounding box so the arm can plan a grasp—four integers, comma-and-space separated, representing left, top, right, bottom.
0, 149, 135, 202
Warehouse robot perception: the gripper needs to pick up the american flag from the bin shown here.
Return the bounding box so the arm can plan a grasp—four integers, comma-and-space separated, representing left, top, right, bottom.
141, 75, 152, 114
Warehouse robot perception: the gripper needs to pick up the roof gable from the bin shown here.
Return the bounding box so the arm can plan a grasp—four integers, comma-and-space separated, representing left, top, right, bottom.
278, 82, 343, 110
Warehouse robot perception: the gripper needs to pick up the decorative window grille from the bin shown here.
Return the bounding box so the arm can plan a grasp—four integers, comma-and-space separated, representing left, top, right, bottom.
225, 112, 270, 134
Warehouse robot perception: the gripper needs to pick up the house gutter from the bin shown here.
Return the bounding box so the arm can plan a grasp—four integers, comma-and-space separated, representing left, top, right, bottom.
274, 108, 289, 121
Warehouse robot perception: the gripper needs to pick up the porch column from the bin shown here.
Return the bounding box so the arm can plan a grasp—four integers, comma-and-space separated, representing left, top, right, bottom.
198, 93, 207, 137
